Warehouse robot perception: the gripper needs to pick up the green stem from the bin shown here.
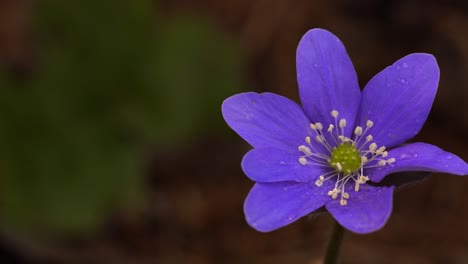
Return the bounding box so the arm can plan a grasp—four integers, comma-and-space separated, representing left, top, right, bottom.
323, 220, 345, 264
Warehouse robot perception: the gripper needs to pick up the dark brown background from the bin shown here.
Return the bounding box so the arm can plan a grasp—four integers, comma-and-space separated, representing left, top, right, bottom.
0, 0, 467, 263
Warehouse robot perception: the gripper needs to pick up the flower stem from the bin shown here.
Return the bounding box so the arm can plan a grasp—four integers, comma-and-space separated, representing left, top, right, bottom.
323, 220, 345, 264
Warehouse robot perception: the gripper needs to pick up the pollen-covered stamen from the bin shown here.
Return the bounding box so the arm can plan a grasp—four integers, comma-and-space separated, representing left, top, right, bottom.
297, 144, 330, 167
355, 121, 374, 147
339, 118, 346, 137
314, 170, 340, 187
298, 110, 397, 206
310, 123, 334, 153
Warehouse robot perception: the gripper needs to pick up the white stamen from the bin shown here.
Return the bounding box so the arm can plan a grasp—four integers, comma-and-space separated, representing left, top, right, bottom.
298, 157, 307, 165
354, 126, 363, 136
361, 156, 368, 164
376, 146, 386, 155
331, 110, 339, 118
297, 110, 395, 207
339, 119, 346, 129
315, 122, 323, 130
298, 145, 312, 155
315, 179, 323, 187
316, 135, 324, 143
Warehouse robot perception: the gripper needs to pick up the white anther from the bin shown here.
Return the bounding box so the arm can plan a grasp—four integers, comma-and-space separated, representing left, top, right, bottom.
315, 179, 323, 187
298, 145, 312, 155
381, 151, 388, 158
339, 119, 347, 128
369, 143, 377, 152
361, 156, 368, 164
315, 135, 324, 143
328, 124, 334, 132
354, 182, 360, 192
354, 126, 363, 136
366, 135, 373, 142
332, 192, 339, 199
387, 158, 395, 164
359, 175, 369, 183
340, 137, 351, 142
315, 122, 323, 130
342, 192, 349, 199
336, 163, 343, 171
366, 120, 374, 128
378, 160, 387, 166
305, 136, 311, 144
340, 199, 347, 206
331, 110, 339, 118
310, 123, 317, 130
328, 188, 341, 199
319, 175, 325, 181
376, 146, 386, 155
298, 157, 307, 165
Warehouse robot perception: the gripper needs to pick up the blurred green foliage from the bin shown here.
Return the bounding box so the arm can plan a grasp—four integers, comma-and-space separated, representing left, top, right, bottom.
0, 0, 244, 234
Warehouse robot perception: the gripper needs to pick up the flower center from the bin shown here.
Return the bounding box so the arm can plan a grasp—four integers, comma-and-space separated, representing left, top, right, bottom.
329, 143, 360, 174
297, 110, 396, 206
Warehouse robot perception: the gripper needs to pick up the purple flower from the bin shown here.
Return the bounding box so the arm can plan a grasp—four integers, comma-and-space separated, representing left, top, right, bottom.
221, 28, 468, 234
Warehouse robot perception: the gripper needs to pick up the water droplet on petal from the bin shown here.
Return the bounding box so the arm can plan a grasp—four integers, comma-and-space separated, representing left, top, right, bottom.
313, 63, 319, 68
400, 78, 407, 84
412, 154, 419, 158
447, 155, 453, 160
403, 62, 408, 68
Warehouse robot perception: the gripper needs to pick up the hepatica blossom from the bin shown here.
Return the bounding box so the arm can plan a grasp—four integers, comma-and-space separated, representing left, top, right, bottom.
222, 28, 468, 234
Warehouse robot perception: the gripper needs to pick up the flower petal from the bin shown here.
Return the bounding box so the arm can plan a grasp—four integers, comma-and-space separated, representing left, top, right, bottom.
357, 53, 440, 149
326, 185, 394, 234
296, 28, 361, 137
368, 142, 468, 183
244, 181, 331, 232
242, 148, 329, 183
222, 92, 311, 151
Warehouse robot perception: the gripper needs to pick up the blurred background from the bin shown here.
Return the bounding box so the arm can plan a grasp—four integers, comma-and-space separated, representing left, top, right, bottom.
0, 0, 466, 263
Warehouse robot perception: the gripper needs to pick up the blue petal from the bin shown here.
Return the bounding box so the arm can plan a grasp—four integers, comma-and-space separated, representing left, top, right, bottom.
244, 181, 331, 232
368, 143, 468, 183
357, 53, 440, 149
222, 92, 312, 151
326, 185, 394, 234
242, 148, 329, 183
296, 28, 361, 137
